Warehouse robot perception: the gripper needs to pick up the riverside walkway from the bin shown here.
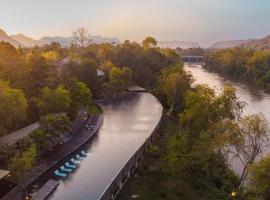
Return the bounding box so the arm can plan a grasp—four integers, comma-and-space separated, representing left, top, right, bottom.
46, 92, 163, 200
1, 114, 103, 200
0, 123, 40, 148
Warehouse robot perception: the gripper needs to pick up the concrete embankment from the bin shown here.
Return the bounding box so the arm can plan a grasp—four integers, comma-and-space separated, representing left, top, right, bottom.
1, 113, 104, 200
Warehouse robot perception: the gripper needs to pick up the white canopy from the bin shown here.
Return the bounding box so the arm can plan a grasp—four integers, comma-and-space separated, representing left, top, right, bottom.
0, 170, 10, 180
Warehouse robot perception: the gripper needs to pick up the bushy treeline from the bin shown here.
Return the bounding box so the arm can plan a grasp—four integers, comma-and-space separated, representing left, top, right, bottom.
0, 37, 178, 135
205, 48, 270, 91
0, 36, 179, 178
150, 64, 270, 199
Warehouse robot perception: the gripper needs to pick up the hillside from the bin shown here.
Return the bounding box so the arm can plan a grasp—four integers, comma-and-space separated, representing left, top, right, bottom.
0, 29, 21, 47
10, 34, 40, 47
210, 39, 254, 49
39, 35, 120, 46
240, 35, 270, 51
158, 40, 200, 49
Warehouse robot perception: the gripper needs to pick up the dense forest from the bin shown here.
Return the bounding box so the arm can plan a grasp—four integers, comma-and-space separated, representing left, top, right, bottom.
1, 31, 270, 200
205, 48, 270, 92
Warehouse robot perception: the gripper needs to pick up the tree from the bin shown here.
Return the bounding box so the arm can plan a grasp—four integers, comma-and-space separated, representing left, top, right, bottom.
72, 28, 91, 47
42, 50, 59, 62
36, 85, 71, 115
0, 80, 28, 134
142, 36, 157, 48
158, 64, 193, 114
217, 114, 270, 188
167, 132, 238, 199
69, 81, 92, 118
65, 58, 98, 94
30, 128, 51, 157
247, 154, 270, 199
8, 144, 37, 180
106, 67, 132, 95
180, 85, 243, 140
26, 54, 56, 96
40, 113, 71, 142
100, 60, 115, 78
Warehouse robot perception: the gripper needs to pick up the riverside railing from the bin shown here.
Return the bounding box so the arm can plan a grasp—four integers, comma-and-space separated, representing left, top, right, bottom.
99, 107, 163, 200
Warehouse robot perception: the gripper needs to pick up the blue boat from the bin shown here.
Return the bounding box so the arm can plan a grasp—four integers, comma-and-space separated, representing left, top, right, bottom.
76, 154, 84, 160
54, 170, 67, 178
81, 150, 88, 156
71, 158, 80, 164
60, 166, 72, 173
65, 162, 76, 169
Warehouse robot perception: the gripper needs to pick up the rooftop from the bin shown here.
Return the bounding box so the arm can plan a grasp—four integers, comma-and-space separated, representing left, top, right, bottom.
0, 123, 40, 148
0, 170, 10, 180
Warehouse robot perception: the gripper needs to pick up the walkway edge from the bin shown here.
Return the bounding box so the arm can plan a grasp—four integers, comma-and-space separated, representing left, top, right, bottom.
98, 93, 163, 200
1, 113, 104, 200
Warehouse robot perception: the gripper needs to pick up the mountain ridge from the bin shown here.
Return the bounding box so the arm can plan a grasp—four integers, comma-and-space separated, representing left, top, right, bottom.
210, 39, 255, 49
1, 28, 121, 47
158, 40, 200, 49
0, 29, 21, 47
239, 35, 270, 51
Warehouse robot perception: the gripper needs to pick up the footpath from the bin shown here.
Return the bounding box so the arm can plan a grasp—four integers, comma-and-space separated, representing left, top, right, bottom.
1, 114, 104, 200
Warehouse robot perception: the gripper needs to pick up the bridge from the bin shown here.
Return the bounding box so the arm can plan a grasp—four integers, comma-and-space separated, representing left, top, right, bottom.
181, 55, 204, 64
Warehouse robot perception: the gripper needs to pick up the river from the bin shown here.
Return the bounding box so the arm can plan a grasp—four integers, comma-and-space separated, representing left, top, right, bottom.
185, 64, 270, 175
45, 92, 163, 200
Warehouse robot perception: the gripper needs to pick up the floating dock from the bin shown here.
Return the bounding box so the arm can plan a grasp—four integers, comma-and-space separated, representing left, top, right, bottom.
31, 179, 59, 200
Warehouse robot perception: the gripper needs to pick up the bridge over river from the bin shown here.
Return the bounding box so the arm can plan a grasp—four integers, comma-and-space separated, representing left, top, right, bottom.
30, 92, 162, 200
181, 55, 204, 64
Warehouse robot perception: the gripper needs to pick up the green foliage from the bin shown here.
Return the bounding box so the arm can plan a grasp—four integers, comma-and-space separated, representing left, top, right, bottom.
167, 133, 238, 199
88, 104, 102, 115
0, 80, 28, 133
214, 114, 270, 187
142, 36, 157, 48
100, 60, 115, 78
247, 155, 270, 200
205, 48, 270, 92
8, 144, 37, 180
104, 67, 132, 96
69, 80, 92, 118
40, 113, 71, 138
180, 85, 243, 139
158, 64, 193, 114
36, 85, 71, 115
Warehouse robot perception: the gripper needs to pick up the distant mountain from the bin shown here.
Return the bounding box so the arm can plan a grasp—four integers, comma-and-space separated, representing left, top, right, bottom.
0, 29, 21, 47
0, 27, 120, 47
240, 35, 270, 51
39, 35, 120, 47
10, 34, 40, 47
39, 36, 73, 47
91, 36, 120, 44
210, 39, 254, 49
158, 41, 200, 49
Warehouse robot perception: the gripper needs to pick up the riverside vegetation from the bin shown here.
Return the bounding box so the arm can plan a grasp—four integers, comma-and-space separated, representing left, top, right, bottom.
0, 29, 270, 199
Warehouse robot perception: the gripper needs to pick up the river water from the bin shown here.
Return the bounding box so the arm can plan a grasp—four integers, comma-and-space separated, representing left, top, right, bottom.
185, 64, 270, 175
46, 92, 162, 200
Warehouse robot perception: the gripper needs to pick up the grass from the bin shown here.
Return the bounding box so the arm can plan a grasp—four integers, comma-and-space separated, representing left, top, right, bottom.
116, 117, 201, 200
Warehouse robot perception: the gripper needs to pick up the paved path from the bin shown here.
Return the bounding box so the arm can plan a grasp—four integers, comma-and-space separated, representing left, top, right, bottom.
0, 123, 40, 148
31, 180, 59, 200
1, 114, 103, 200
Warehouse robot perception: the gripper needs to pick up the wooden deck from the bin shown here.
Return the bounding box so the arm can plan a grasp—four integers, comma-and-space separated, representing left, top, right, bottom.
31, 180, 59, 200
127, 85, 146, 92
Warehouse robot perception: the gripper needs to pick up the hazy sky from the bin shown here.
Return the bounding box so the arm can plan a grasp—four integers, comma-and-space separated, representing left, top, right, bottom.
0, 0, 269, 46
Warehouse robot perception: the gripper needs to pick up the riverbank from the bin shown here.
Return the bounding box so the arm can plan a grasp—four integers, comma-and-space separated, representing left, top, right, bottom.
1, 113, 103, 200
116, 117, 201, 200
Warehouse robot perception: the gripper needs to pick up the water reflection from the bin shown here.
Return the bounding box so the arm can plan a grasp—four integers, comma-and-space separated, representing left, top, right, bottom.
47, 92, 163, 200
185, 64, 270, 175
